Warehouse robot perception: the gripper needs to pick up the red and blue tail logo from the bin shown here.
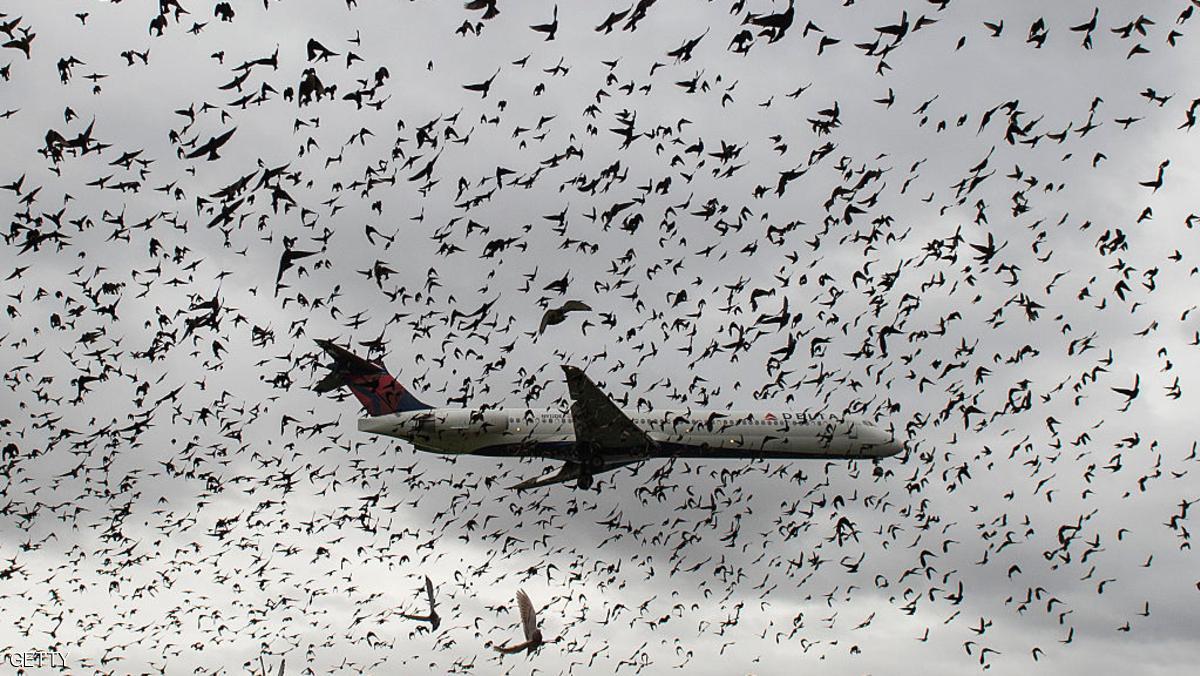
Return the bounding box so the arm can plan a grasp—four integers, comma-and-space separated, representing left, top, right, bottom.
314, 339, 431, 416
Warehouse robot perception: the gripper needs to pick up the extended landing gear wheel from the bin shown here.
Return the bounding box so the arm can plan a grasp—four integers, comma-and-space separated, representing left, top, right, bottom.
576, 472, 594, 489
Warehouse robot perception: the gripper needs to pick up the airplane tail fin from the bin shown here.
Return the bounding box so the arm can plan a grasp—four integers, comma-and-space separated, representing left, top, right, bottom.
314, 339, 432, 416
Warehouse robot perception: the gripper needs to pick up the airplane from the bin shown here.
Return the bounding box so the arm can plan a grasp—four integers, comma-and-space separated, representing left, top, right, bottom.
314, 339, 903, 490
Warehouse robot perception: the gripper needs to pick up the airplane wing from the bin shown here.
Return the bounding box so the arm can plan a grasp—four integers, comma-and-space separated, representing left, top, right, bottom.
511, 367, 655, 490
561, 365, 654, 450
510, 458, 642, 490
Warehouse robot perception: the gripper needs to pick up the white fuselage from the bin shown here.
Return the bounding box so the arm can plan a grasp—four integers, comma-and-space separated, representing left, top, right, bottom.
358, 407, 902, 462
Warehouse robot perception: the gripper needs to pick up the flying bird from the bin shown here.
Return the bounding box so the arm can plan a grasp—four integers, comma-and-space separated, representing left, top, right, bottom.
465, 0, 500, 20
538, 300, 592, 334
399, 575, 441, 631
185, 128, 237, 161
493, 589, 545, 654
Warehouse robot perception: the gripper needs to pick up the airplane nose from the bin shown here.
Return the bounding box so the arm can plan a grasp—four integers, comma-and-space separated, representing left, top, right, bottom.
876, 438, 904, 457
859, 423, 903, 457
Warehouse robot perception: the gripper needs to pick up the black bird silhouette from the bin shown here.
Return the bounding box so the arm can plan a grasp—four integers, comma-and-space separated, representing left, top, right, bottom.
530, 5, 558, 41
465, 0, 500, 20
542, 271, 570, 295
275, 239, 318, 296
667, 30, 708, 63
596, 9, 628, 34
539, 300, 591, 334
185, 128, 236, 161
462, 68, 500, 98
399, 575, 440, 631
744, 0, 795, 43
306, 38, 338, 62
1111, 374, 1140, 411
1138, 159, 1169, 192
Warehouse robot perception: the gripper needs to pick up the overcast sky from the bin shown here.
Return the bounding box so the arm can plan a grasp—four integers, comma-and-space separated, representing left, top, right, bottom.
1, 0, 1199, 674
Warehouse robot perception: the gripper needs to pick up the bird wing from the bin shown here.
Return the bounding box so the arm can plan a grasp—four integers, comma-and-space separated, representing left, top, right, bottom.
516, 589, 537, 642
561, 365, 653, 450
425, 575, 435, 610
184, 140, 210, 159
211, 126, 237, 149
560, 300, 592, 313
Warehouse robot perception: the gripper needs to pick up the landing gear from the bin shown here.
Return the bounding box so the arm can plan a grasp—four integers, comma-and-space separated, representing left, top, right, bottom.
575, 446, 602, 490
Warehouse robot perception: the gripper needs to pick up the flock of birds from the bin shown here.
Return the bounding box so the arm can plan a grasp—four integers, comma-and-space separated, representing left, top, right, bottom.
1, 0, 1199, 674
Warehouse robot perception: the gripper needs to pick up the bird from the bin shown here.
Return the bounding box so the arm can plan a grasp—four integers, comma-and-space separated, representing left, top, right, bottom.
462, 68, 500, 98
1138, 159, 1169, 192
465, 0, 500, 20
538, 300, 591, 334
399, 575, 441, 631
529, 5, 558, 41
275, 241, 319, 296
184, 128, 237, 161
1111, 374, 1140, 411
493, 589, 544, 654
